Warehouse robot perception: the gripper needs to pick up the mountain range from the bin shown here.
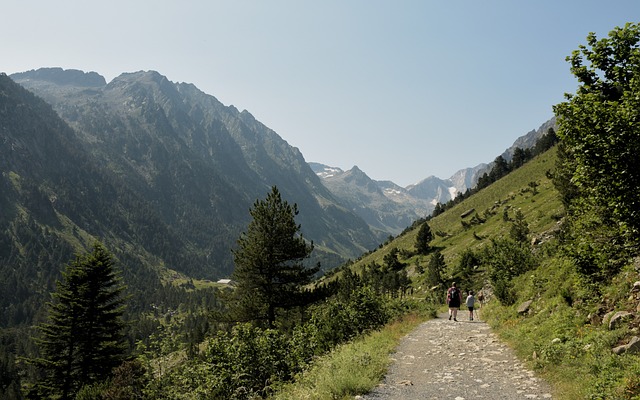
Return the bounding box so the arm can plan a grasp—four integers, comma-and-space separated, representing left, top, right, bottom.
3, 67, 555, 285
309, 117, 556, 235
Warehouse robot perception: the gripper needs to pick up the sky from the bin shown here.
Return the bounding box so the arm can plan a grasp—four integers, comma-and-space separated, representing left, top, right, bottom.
2, 1, 639, 187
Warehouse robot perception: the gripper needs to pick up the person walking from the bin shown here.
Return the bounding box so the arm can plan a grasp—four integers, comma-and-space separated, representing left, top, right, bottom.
447, 282, 462, 321
466, 290, 476, 321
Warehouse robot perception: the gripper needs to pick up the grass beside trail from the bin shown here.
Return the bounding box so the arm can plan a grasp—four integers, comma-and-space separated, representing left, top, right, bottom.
481, 260, 640, 400
271, 312, 431, 400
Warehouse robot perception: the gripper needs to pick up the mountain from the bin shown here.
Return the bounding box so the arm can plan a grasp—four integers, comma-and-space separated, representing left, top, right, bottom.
309, 163, 431, 235
7, 68, 382, 281
310, 118, 556, 233
0, 72, 185, 327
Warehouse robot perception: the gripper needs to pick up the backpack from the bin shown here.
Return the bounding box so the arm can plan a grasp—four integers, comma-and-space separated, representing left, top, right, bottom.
449, 287, 459, 302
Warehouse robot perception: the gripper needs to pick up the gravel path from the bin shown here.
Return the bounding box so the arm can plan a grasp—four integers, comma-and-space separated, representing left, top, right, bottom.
359, 312, 554, 400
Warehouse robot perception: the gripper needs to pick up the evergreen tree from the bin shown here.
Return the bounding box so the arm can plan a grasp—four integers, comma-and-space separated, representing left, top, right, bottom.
29, 242, 127, 399
489, 155, 510, 181
415, 222, 433, 254
425, 250, 446, 288
383, 247, 404, 271
231, 186, 317, 328
509, 209, 530, 244
533, 127, 559, 155
510, 147, 529, 169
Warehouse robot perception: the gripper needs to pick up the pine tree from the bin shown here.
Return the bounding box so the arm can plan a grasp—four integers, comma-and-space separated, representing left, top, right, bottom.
415, 222, 433, 255
231, 186, 317, 328
425, 250, 446, 288
29, 242, 127, 399
509, 209, 530, 244
383, 247, 404, 271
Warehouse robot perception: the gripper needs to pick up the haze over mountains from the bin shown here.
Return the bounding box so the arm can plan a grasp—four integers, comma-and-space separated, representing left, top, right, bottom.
4, 67, 555, 282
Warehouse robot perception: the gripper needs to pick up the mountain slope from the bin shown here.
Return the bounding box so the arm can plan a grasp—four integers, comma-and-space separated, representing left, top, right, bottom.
0, 72, 187, 326
326, 145, 563, 285
10, 68, 382, 278
309, 163, 432, 235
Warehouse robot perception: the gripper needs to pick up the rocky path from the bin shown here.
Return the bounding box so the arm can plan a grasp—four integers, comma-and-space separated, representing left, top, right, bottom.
360, 312, 554, 400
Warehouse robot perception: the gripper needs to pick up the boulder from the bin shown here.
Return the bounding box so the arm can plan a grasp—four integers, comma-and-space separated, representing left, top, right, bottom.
612, 336, 640, 355
602, 311, 616, 327
609, 311, 633, 330
517, 300, 533, 315
460, 208, 475, 218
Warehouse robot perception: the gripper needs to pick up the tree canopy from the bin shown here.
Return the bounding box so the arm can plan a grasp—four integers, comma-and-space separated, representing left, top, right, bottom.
553, 22, 640, 279
231, 186, 317, 328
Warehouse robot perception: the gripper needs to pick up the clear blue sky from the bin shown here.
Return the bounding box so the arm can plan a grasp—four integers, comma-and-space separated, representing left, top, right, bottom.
3, 1, 638, 186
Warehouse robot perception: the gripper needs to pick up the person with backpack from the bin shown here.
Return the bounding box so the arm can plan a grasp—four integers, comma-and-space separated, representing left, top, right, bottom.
447, 282, 462, 321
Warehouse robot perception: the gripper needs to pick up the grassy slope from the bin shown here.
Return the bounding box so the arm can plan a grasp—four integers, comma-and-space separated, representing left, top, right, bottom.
331, 147, 562, 291
293, 147, 640, 399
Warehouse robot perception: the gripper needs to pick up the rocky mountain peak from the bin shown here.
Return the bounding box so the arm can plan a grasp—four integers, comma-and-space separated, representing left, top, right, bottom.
11, 67, 106, 87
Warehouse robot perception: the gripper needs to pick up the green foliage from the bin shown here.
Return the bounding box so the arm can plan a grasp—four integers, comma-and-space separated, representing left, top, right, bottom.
76, 360, 148, 400
553, 22, 640, 280
482, 238, 536, 305
561, 200, 631, 280
231, 186, 317, 328
142, 285, 403, 399
425, 250, 446, 289
310, 287, 392, 353
361, 262, 411, 298
509, 209, 530, 243
28, 243, 128, 399
481, 242, 640, 400
455, 248, 481, 288
415, 222, 433, 254
382, 247, 404, 271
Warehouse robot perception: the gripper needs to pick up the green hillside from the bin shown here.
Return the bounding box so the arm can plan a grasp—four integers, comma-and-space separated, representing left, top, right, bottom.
317, 144, 639, 399
327, 146, 562, 293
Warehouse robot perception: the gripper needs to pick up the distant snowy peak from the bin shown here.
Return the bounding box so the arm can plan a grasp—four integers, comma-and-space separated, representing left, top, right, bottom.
309, 162, 432, 235
309, 162, 344, 179
407, 176, 458, 205
376, 180, 413, 200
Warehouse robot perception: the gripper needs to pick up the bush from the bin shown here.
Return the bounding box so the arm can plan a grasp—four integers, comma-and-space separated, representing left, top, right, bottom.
310, 286, 391, 353
482, 238, 536, 304
139, 285, 405, 399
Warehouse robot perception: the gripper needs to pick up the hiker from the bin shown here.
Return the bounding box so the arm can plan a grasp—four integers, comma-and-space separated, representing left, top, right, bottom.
466, 290, 476, 321
447, 282, 462, 321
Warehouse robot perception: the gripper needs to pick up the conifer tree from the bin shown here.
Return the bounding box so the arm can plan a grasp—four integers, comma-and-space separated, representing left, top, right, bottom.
29, 242, 127, 399
415, 222, 433, 254
425, 250, 446, 288
231, 186, 317, 328
509, 209, 530, 244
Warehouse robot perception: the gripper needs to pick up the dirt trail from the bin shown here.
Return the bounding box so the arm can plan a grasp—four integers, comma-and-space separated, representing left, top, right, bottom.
359, 312, 553, 400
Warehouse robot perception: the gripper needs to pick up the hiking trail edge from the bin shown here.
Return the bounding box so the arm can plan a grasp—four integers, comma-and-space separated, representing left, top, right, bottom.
359, 312, 553, 400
